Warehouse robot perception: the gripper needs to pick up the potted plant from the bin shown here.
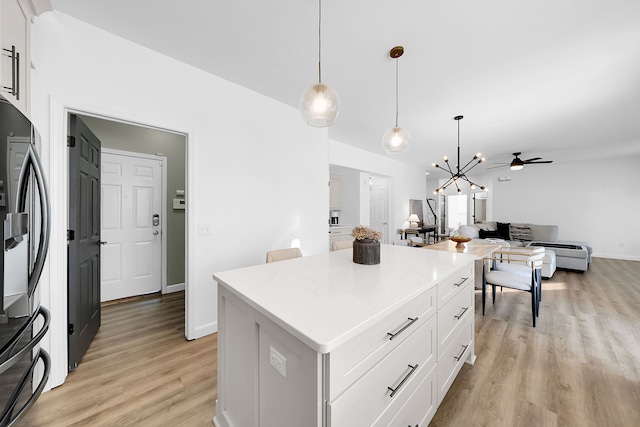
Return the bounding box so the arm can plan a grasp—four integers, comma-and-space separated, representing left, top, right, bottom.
351, 226, 382, 265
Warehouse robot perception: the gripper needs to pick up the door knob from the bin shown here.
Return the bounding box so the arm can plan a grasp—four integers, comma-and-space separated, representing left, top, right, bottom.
98, 241, 108, 245
153, 230, 159, 235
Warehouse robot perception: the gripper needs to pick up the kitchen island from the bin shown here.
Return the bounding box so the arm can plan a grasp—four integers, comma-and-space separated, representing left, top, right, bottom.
212, 244, 476, 427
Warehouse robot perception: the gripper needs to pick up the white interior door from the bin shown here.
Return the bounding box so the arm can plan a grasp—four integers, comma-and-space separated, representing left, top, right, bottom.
100, 150, 164, 302
370, 184, 389, 243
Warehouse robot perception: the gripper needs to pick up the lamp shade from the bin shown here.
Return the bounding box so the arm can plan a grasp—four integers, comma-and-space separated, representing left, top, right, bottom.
300, 83, 340, 127
408, 214, 419, 222
382, 127, 411, 153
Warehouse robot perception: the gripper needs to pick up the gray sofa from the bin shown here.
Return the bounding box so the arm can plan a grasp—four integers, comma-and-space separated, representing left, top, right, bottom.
457, 222, 592, 272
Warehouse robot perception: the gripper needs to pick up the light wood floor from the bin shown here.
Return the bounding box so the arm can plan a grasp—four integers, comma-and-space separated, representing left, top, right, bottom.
19, 258, 640, 426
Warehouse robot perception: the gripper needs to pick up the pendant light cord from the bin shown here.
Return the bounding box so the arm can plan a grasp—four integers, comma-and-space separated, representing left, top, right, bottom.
395, 57, 399, 127
318, 0, 322, 83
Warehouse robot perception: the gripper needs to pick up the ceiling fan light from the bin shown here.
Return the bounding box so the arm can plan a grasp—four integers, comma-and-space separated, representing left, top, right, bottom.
300, 83, 340, 127
510, 159, 524, 171
382, 127, 411, 153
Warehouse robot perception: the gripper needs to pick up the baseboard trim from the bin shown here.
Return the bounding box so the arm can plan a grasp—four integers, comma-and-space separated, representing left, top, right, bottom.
166, 282, 185, 293
592, 253, 640, 262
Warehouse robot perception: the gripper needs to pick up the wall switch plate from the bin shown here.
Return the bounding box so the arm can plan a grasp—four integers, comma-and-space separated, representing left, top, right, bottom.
198, 223, 211, 235
269, 346, 287, 378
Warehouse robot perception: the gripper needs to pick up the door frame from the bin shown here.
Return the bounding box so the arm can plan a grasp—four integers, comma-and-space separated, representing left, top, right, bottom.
46, 97, 195, 390
101, 147, 169, 297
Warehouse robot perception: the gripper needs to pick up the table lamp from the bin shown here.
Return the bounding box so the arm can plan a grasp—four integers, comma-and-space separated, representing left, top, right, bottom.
408, 214, 420, 228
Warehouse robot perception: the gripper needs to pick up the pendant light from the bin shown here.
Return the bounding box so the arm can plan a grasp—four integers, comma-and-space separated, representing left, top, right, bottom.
382, 46, 411, 153
300, 0, 339, 127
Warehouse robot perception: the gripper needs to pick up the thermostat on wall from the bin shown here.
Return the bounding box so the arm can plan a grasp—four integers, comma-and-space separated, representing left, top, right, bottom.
173, 198, 186, 210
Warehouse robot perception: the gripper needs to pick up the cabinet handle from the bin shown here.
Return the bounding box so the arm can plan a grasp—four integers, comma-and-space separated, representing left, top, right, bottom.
2, 45, 19, 99
387, 317, 418, 340
454, 344, 469, 361
387, 364, 418, 397
454, 306, 469, 320
454, 277, 469, 287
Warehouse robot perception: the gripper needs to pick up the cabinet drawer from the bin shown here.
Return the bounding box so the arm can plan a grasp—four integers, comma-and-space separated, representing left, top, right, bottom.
328, 313, 437, 427
438, 282, 473, 359
437, 315, 473, 405
373, 363, 437, 427
328, 227, 352, 236
438, 263, 473, 309
327, 286, 437, 400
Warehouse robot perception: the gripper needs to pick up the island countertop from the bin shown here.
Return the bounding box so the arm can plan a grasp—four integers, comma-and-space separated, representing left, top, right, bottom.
213, 244, 475, 353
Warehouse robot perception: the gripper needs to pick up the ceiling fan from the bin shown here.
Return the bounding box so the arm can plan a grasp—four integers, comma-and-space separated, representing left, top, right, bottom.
489, 152, 553, 170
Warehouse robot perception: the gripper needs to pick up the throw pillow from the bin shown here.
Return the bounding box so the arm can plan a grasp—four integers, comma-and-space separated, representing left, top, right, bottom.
496, 222, 511, 240
509, 224, 533, 242
479, 229, 501, 239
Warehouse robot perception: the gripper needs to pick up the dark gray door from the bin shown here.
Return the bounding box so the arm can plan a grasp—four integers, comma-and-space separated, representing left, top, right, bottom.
68, 115, 101, 371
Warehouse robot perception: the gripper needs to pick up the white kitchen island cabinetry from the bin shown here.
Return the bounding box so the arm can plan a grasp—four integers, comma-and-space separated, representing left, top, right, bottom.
213, 244, 476, 427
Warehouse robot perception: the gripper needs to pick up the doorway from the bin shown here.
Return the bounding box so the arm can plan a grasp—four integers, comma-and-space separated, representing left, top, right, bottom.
370, 184, 389, 243
67, 113, 186, 370
447, 194, 468, 231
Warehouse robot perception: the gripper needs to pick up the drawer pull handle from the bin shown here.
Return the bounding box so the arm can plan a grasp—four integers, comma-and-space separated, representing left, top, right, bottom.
454, 277, 469, 287
387, 317, 418, 340
454, 306, 469, 320
387, 364, 418, 397
454, 344, 469, 361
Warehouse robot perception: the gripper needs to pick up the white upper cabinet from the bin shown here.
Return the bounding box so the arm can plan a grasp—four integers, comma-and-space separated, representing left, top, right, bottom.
1, 0, 52, 115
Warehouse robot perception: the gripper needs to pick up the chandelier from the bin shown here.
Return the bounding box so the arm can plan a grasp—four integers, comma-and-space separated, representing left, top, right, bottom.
433, 115, 487, 194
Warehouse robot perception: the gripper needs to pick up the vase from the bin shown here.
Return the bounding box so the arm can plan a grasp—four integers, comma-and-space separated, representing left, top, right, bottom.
353, 239, 380, 265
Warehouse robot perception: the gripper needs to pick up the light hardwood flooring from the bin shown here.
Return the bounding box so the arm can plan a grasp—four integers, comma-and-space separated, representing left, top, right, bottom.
19, 258, 640, 426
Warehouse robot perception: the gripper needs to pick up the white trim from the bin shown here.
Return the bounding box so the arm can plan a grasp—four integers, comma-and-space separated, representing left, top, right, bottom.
592, 253, 640, 262
101, 148, 168, 297
166, 282, 185, 293
46, 95, 194, 389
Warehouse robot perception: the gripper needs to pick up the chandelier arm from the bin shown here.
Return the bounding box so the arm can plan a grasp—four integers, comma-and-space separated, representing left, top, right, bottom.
444, 161, 456, 176
453, 179, 461, 193
460, 157, 479, 172
461, 161, 483, 175
439, 176, 455, 190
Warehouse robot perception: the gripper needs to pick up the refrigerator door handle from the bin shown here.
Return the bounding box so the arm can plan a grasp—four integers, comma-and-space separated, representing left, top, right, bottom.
15, 144, 50, 298
0, 348, 50, 427
3, 212, 28, 250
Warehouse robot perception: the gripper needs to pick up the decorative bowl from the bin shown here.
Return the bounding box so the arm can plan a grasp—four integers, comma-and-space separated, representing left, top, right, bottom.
450, 235, 472, 248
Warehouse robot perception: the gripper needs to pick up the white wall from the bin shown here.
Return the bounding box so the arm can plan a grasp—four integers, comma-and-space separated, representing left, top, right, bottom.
429, 156, 640, 261
30, 11, 329, 389
329, 139, 427, 241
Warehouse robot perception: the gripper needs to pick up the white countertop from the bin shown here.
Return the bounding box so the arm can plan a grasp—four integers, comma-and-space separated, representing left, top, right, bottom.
213, 244, 475, 353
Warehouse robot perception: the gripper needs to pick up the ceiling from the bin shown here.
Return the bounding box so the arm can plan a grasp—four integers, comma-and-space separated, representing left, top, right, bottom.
51, 0, 640, 179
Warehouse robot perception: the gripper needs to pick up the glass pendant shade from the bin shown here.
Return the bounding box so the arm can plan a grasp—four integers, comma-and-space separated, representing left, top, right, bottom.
382, 127, 411, 153
300, 83, 340, 127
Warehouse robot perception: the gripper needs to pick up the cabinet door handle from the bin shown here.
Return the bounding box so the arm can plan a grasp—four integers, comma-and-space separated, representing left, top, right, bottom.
454, 306, 469, 320
387, 317, 418, 340
454, 344, 469, 361
454, 277, 469, 287
387, 364, 418, 397
2, 46, 19, 99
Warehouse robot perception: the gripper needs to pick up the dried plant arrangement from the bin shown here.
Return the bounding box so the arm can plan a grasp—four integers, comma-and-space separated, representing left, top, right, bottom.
352, 226, 382, 242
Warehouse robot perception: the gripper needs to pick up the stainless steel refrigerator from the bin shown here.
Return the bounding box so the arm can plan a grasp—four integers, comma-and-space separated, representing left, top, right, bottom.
0, 94, 50, 426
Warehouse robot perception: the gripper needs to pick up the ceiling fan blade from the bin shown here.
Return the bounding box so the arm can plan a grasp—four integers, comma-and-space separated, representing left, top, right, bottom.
523, 157, 541, 162
526, 160, 553, 164
486, 164, 507, 170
